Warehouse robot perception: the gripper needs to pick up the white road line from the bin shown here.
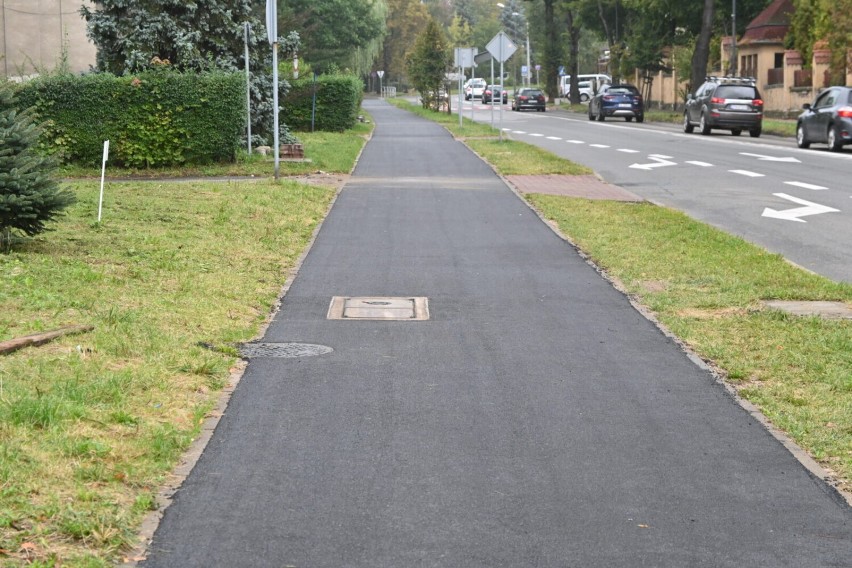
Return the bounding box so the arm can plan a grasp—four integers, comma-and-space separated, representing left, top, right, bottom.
649, 154, 673, 159
512, 131, 526, 134
617, 149, 640, 153
566, 140, 585, 144
729, 170, 765, 177
686, 161, 714, 167
546, 136, 562, 140
784, 181, 828, 190
590, 144, 610, 148
529, 133, 544, 137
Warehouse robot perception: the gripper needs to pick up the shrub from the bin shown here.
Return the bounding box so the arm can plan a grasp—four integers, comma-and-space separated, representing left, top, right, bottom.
282, 74, 363, 132
15, 70, 245, 167
0, 83, 75, 251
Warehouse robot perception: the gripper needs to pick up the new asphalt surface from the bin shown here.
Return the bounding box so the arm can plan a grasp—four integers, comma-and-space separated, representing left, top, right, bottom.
142, 100, 851, 567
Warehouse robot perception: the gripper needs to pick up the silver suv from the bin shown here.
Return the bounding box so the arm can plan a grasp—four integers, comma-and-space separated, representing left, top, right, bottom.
684, 76, 763, 137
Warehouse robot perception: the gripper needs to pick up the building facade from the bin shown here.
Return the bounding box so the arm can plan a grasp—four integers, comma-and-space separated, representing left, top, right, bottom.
1, 0, 97, 79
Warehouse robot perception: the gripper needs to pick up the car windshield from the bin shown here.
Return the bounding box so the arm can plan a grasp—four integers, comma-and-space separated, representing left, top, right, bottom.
523, 90, 543, 96
846, 91, 852, 105
715, 85, 757, 99
608, 86, 639, 95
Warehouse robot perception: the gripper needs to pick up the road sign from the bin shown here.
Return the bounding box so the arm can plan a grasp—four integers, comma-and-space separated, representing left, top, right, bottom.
377, 70, 385, 79
265, 0, 277, 44
486, 32, 517, 63
454, 48, 477, 69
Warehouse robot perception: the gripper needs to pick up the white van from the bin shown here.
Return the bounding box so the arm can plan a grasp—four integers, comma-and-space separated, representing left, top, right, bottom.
560, 74, 611, 98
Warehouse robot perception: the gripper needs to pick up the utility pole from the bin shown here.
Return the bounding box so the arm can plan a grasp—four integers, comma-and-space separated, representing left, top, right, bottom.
732, 0, 737, 76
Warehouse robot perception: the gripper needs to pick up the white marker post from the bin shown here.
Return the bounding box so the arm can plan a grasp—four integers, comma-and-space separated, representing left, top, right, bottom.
266, 0, 279, 181
97, 140, 109, 222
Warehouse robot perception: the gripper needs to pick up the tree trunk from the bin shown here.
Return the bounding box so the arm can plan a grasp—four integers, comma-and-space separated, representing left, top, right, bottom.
690, 0, 715, 97
565, 8, 581, 104
544, 0, 559, 102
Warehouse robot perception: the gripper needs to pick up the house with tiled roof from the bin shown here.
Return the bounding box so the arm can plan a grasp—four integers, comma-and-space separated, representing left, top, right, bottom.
0, 0, 96, 80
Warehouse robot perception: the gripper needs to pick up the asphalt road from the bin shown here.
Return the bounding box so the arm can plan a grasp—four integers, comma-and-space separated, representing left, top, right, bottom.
462, 98, 852, 283
142, 100, 851, 567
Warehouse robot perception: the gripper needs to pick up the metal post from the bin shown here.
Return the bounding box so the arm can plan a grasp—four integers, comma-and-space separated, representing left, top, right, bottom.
732, 0, 737, 76
499, 41, 504, 142
311, 72, 318, 133
459, 65, 463, 128
244, 23, 252, 155
490, 58, 495, 128
525, 21, 531, 87
272, 39, 279, 181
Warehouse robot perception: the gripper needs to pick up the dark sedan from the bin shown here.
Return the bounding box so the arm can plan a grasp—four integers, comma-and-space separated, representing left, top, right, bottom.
588, 84, 644, 122
511, 88, 546, 112
796, 86, 852, 151
482, 85, 508, 104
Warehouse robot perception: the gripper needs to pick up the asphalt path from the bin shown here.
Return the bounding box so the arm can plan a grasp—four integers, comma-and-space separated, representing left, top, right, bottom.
142, 99, 851, 567
462, 98, 852, 283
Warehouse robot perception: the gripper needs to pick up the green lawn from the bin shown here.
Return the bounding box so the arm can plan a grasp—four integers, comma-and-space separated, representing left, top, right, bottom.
0, 119, 371, 566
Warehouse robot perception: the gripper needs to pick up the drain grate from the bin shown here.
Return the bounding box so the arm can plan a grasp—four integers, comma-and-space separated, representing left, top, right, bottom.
327, 296, 429, 320
239, 342, 333, 358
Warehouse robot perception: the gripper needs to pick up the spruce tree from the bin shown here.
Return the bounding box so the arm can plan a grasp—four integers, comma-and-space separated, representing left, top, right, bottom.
0, 84, 75, 251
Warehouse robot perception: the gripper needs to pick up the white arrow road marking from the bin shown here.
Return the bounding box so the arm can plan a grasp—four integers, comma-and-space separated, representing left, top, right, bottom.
686, 161, 714, 167
730, 169, 765, 177
784, 181, 828, 190
762, 193, 840, 223
629, 155, 677, 170
740, 152, 801, 163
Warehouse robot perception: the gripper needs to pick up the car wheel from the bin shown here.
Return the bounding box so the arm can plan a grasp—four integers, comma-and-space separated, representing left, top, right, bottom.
796, 123, 810, 148
580, 93, 589, 102
828, 124, 842, 151
588, 108, 595, 121
699, 113, 711, 135
636, 114, 644, 124
749, 127, 761, 138
731, 129, 742, 136
597, 109, 605, 122
625, 116, 633, 122
683, 113, 694, 133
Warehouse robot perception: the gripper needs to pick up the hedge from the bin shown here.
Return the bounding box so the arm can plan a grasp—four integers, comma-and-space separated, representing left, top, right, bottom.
282, 74, 362, 132
15, 70, 245, 168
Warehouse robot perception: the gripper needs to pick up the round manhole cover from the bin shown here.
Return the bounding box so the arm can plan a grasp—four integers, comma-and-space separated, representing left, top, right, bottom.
239, 342, 333, 358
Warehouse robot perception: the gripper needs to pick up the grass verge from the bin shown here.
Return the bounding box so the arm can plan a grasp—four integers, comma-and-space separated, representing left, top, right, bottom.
0, 120, 370, 565
526, 195, 852, 493
388, 98, 592, 176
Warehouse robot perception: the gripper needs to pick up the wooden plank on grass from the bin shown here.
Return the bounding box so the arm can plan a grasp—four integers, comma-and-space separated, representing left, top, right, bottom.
0, 325, 94, 355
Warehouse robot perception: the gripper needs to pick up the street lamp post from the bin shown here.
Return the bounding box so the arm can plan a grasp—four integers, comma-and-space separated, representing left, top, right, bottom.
496, 2, 530, 86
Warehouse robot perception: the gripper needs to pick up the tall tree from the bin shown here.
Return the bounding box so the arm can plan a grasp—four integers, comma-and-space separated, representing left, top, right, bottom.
278, 0, 385, 73
690, 0, 715, 96
383, 0, 431, 83
407, 19, 452, 109
81, 0, 260, 74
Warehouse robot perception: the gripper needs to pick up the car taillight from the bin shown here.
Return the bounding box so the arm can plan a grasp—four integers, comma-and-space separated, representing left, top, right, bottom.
838, 107, 852, 118
519, 96, 528, 101
710, 97, 724, 104
603, 95, 616, 101
753, 99, 764, 107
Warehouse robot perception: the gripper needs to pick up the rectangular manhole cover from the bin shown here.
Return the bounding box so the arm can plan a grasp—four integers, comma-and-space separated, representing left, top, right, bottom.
327, 297, 429, 320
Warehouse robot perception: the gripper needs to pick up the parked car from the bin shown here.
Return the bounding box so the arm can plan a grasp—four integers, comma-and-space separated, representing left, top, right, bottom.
512, 88, 546, 112
588, 84, 644, 122
796, 86, 852, 151
560, 74, 611, 98
683, 76, 763, 137
464, 78, 486, 100
564, 80, 595, 102
482, 85, 508, 104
